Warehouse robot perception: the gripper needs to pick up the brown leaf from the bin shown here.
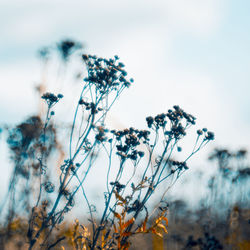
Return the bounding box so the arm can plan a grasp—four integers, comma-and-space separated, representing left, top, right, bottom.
162, 216, 168, 226
157, 223, 168, 233
123, 217, 135, 229
151, 228, 163, 238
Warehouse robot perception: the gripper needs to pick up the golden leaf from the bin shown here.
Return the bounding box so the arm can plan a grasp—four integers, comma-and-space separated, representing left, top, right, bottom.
113, 223, 118, 233
114, 212, 122, 220
151, 228, 163, 238
101, 229, 106, 248
123, 217, 135, 229
122, 232, 132, 237
162, 216, 168, 226
115, 192, 126, 204
157, 223, 168, 233
143, 216, 148, 231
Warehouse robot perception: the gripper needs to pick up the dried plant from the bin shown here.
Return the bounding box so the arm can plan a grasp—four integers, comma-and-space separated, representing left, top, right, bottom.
0, 40, 215, 250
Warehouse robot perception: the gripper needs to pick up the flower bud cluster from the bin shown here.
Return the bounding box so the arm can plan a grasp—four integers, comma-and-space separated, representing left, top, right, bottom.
57, 40, 82, 61
79, 100, 98, 114
41, 92, 63, 107
111, 128, 149, 161
197, 128, 215, 141
110, 181, 126, 193
95, 126, 108, 143
169, 160, 189, 171
82, 54, 133, 93
146, 106, 196, 139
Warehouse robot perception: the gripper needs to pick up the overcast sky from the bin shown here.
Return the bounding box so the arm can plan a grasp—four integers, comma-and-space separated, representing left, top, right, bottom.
1, 0, 250, 203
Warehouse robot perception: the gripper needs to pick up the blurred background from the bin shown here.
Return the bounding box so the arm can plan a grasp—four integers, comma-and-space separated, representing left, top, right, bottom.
1, 1, 250, 249
1, 0, 250, 206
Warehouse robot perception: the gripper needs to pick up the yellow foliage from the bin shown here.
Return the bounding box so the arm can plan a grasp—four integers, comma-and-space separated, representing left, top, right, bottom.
152, 228, 164, 250
62, 219, 90, 249
238, 240, 250, 250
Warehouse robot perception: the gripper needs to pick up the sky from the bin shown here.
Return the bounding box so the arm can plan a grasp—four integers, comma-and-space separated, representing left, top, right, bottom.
0, 0, 250, 205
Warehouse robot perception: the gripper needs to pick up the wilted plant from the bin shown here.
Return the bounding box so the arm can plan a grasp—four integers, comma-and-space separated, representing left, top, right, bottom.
0, 41, 214, 250
206, 148, 250, 216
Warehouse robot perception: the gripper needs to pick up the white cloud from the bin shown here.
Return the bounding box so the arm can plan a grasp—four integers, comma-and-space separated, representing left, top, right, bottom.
0, 0, 224, 48
165, 0, 225, 36
2, 0, 248, 152
0, 63, 39, 123
2, 0, 250, 209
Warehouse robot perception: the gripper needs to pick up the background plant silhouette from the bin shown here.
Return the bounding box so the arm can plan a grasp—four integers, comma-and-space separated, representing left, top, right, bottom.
5, 40, 250, 250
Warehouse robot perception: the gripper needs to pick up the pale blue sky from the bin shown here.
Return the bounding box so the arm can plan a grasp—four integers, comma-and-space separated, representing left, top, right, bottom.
1, 0, 250, 155
1, 0, 250, 208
